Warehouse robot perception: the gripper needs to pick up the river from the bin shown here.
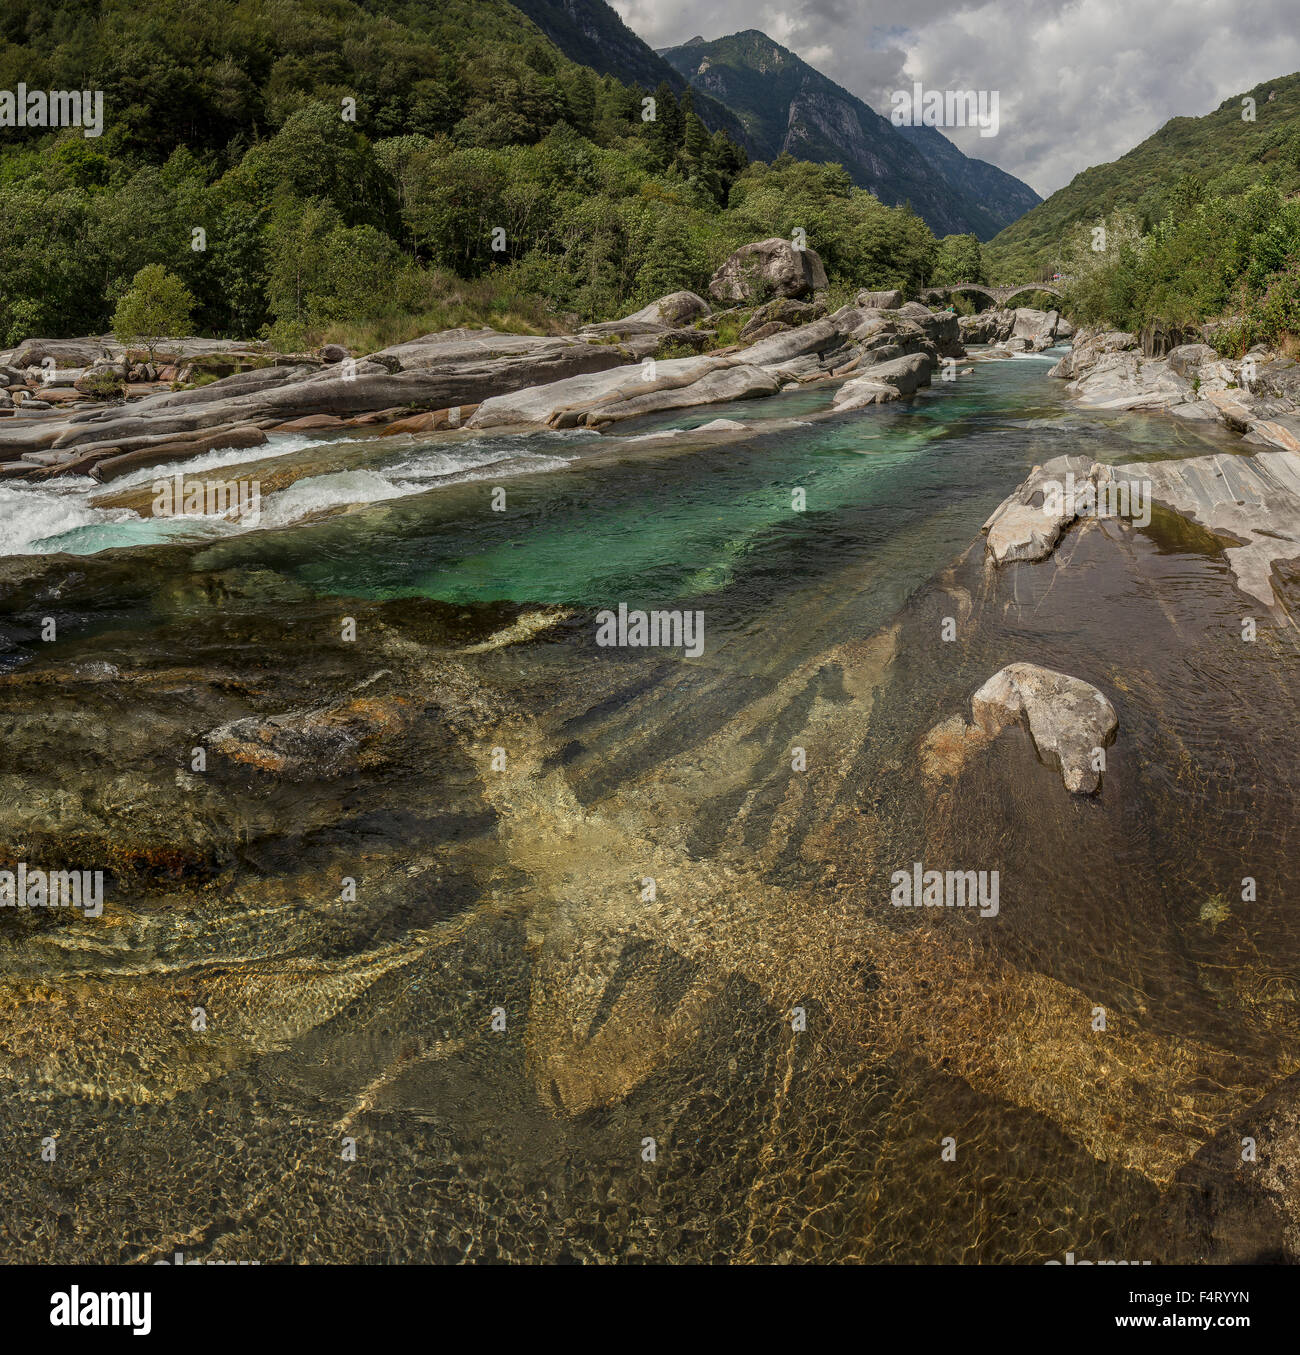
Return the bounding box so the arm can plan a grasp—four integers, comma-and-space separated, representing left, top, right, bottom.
1, 348, 1297, 1263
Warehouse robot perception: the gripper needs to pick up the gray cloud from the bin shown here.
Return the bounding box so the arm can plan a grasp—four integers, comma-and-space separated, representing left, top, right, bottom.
612, 0, 1300, 194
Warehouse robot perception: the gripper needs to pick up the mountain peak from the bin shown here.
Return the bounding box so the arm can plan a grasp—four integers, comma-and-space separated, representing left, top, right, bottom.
659, 26, 1040, 239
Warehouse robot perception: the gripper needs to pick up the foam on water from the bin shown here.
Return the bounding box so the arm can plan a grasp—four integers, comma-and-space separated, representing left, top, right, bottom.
0, 478, 136, 555
107, 432, 321, 488
0, 433, 581, 558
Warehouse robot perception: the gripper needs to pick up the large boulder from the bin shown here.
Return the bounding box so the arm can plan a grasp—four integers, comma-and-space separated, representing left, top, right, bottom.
855, 289, 904, 310
832, 353, 932, 409
580, 291, 712, 339
896, 303, 963, 357
620, 291, 711, 327
1048, 327, 1138, 381
999, 307, 1067, 352
1063, 350, 1195, 411
1012, 307, 1055, 340
466, 352, 781, 431
959, 309, 1016, 344
708, 238, 829, 304
970, 663, 1118, 795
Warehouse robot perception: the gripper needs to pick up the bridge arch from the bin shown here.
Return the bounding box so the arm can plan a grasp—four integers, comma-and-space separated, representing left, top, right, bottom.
920, 279, 1068, 307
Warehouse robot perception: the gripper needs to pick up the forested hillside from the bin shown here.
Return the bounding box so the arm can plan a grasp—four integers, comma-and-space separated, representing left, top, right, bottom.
985, 71, 1300, 279
506, 0, 753, 149
985, 71, 1300, 353
0, 0, 954, 351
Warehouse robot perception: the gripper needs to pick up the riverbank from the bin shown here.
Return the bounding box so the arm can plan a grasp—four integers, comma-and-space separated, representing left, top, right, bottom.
1024, 326, 1300, 620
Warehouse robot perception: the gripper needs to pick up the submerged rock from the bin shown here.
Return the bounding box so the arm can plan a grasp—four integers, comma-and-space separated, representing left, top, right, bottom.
970, 662, 1118, 794
204, 697, 412, 780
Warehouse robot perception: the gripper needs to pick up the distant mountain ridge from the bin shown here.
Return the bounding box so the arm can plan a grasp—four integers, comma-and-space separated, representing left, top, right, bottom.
505, 0, 753, 149
658, 29, 1041, 239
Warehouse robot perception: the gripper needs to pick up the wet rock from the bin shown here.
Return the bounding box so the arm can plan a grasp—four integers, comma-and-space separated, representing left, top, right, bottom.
0, 333, 635, 473
90, 426, 268, 482
272, 414, 349, 432
708, 238, 829, 303
970, 662, 1118, 794
204, 696, 411, 780
1108, 448, 1300, 610
832, 352, 932, 409
693, 418, 748, 433
384, 406, 477, 434
983, 454, 1096, 564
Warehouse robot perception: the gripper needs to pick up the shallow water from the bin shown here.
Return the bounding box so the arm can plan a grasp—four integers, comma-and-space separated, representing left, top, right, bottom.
2, 351, 1298, 1264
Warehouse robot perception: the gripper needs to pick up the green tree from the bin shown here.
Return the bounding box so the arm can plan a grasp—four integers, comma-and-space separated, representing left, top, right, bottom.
933, 233, 986, 285
111, 264, 196, 366
634, 212, 709, 305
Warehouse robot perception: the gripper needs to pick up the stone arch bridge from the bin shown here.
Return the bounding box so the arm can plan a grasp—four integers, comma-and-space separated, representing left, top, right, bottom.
920, 278, 1069, 307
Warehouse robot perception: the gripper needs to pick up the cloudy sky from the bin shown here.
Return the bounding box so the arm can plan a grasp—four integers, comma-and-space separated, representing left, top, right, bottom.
610, 0, 1300, 196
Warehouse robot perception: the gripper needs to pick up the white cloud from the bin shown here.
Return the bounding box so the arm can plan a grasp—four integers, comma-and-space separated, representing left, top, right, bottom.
610, 0, 1300, 194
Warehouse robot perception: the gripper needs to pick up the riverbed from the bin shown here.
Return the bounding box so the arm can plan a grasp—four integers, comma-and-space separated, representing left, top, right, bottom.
2, 349, 1297, 1263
